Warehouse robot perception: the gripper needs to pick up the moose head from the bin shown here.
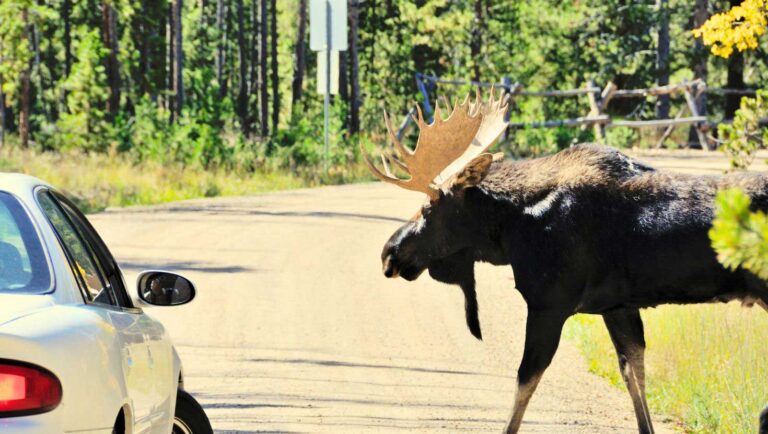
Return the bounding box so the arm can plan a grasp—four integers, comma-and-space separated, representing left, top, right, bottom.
362, 89, 510, 339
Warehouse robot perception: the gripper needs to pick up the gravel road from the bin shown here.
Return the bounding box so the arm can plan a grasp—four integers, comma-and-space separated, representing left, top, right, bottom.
87, 149, 739, 433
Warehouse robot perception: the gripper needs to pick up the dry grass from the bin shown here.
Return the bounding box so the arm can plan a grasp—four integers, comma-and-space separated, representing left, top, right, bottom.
565, 303, 768, 432
0, 146, 370, 212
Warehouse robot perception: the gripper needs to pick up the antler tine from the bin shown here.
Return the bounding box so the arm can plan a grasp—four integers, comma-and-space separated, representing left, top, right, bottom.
388, 153, 409, 173
414, 104, 425, 126
383, 110, 413, 161
380, 154, 395, 178
471, 87, 482, 116
433, 98, 442, 123
361, 146, 408, 187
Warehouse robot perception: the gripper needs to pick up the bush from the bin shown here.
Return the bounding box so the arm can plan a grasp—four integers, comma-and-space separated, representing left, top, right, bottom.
718, 89, 768, 170
606, 126, 638, 149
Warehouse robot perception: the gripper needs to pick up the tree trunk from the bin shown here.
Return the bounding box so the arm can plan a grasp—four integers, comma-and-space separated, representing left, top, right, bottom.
291, 0, 307, 108
725, 0, 746, 119
167, 2, 174, 112
260, 0, 268, 136
349, 0, 360, 134
172, 0, 184, 120
339, 50, 348, 103
725, 52, 745, 118
102, 1, 121, 119
249, 0, 259, 126
655, 0, 670, 121
470, 0, 483, 82
689, 0, 708, 147
63, 0, 72, 78
19, 9, 31, 148
269, 0, 279, 131
236, 0, 249, 136
0, 80, 5, 147
216, 0, 227, 97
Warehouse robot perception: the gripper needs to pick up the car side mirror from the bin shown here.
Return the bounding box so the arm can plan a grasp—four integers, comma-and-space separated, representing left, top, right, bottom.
137, 271, 196, 306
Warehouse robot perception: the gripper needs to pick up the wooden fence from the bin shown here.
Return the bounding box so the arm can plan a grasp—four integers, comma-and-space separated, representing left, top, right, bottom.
406, 73, 758, 150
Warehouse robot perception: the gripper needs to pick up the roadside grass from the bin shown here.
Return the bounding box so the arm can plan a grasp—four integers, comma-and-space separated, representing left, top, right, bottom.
0, 145, 371, 213
565, 303, 768, 433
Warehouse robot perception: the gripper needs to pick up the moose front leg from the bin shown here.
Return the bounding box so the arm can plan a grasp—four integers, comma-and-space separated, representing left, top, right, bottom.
603, 309, 654, 434
504, 310, 568, 434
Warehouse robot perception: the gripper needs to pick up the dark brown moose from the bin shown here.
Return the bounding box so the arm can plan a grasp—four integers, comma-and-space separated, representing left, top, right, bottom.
362, 89, 768, 434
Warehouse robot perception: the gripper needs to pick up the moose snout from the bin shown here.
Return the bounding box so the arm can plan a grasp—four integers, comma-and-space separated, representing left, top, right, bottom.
382, 254, 399, 278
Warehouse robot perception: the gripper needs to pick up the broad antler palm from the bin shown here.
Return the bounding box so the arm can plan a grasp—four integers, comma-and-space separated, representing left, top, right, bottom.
362, 88, 510, 200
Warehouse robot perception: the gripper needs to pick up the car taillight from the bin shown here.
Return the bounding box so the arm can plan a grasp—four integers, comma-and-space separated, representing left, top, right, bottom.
0, 361, 62, 417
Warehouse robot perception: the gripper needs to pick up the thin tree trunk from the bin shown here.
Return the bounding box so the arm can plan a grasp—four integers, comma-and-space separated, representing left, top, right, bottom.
172, 0, 184, 120
167, 1, 174, 113
725, 0, 746, 119
249, 0, 259, 126
339, 50, 348, 103
236, 0, 249, 136
689, 0, 708, 147
31, 19, 48, 122
216, 0, 227, 96
260, 0, 268, 136
63, 0, 72, 77
102, 2, 121, 119
291, 0, 307, 108
349, 0, 360, 134
470, 0, 482, 82
269, 0, 278, 131
0, 79, 5, 147
725, 52, 745, 118
656, 0, 670, 122
19, 9, 31, 148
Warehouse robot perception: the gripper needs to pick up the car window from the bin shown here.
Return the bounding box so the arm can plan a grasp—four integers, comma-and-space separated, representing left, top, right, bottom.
0, 192, 52, 294
37, 192, 118, 306
51, 192, 133, 308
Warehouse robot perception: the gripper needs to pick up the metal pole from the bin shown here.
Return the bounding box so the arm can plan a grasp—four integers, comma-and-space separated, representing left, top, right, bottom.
323, 0, 331, 173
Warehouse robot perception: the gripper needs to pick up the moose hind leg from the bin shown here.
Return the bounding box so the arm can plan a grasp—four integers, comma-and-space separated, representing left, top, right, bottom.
504, 310, 568, 434
603, 309, 654, 434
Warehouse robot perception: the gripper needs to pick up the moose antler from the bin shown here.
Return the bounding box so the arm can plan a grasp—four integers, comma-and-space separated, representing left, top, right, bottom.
362, 88, 510, 200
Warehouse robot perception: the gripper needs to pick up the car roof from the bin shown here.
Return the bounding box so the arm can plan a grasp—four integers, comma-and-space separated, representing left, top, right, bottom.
0, 173, 51, 197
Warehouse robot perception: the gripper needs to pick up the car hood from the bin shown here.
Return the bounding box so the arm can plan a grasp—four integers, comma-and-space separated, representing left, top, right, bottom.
0, 294, 55, 327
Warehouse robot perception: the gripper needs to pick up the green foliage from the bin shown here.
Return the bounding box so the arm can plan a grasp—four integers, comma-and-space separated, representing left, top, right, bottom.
710, 188, 768, 279
718, 90, 768, 170
0, 0, 54, 102
510, 126, 594, 157
606, 126, 638, 149
52, 30, 110, 152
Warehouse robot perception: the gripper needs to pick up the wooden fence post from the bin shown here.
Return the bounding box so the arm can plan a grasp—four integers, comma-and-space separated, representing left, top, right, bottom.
682, 80, 709, 150
586, 80, 606, 142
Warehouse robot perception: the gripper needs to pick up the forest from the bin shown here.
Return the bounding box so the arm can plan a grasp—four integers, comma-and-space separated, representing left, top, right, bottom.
0, 0, 765, 176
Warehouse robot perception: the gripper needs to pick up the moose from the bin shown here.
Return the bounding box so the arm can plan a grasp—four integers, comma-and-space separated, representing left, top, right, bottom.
362, 89, 768, 434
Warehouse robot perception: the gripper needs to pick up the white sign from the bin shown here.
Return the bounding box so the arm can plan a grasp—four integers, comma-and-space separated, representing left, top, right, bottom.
309, 0, 348, 51
317, 50, 340, 95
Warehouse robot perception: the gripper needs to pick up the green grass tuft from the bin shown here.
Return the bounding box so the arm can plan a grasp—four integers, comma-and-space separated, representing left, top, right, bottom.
566, 303, 768, 433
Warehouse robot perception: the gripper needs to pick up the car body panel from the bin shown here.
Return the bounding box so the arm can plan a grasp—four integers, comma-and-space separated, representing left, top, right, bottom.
0, 174, 185, 434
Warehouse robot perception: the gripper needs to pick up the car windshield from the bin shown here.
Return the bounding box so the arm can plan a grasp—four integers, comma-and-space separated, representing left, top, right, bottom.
0, 191, 52, 294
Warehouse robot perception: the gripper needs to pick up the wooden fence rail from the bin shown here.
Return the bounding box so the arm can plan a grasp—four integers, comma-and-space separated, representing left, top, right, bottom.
410, 73, 758, 150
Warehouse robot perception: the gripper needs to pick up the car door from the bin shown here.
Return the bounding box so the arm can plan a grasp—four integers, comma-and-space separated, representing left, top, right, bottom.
36, 190, 173, 434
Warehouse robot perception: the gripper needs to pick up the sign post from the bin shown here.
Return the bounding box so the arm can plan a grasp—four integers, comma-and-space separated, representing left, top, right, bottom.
309, 0, 347, 173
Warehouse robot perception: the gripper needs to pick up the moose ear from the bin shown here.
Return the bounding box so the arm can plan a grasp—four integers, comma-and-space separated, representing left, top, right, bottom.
454, 153, 495, 189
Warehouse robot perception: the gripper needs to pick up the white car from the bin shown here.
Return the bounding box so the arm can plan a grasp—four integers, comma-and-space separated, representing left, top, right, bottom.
0, 174, 212, 434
